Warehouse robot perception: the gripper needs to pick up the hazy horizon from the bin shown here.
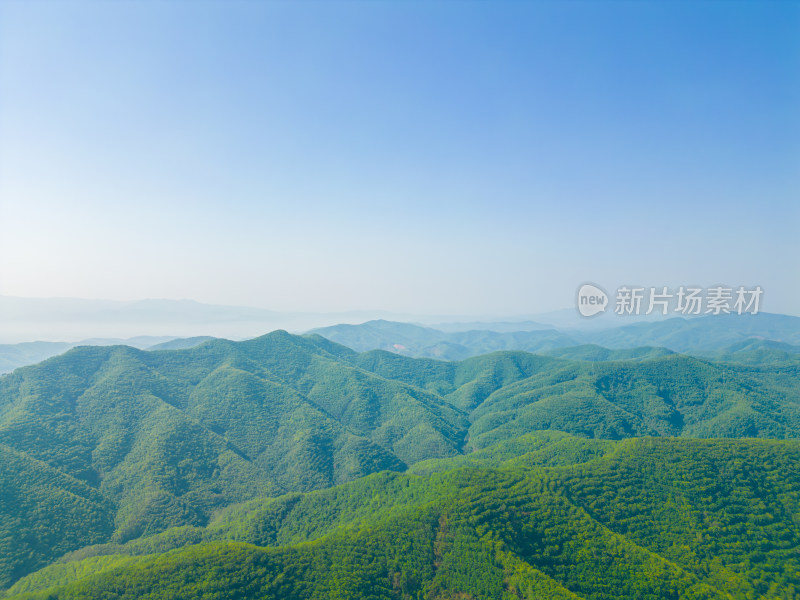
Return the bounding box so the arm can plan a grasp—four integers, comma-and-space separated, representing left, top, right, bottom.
1, 292, 797, 345
1, 1, 798, 317
0, 292, 623, 343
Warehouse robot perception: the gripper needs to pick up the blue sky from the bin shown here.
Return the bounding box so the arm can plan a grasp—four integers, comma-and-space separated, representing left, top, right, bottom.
1, 0, 798, 316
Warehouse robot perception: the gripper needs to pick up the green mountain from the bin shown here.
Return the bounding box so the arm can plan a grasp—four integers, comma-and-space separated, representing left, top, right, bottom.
1, 332, 800, 591
0, 334, 464, 586
145, 336, 218, 351
0, 331, 800, 585
0, 342, 73, 375
694, 339, 800, 367
310, 320, 578, 360
4, 433, 799, 599
541, 344, 675, 362
309, 314, 800, 361
582, 313, 800, 353
352, 348, 800, 443
6, 313, 798, 374
0, 444, 116, 587
0, 337, 186, 375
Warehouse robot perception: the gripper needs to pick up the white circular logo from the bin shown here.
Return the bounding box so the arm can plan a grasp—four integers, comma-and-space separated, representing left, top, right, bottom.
576, 283, 608, 317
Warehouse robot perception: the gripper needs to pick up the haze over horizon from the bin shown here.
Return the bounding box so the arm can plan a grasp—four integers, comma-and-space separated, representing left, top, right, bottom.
1, 1, 798, 317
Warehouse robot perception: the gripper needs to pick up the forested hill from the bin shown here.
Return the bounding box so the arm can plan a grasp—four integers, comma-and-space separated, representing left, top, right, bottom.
4, 433, 800, 599
0, 331, 799, 590
310, 313, 800, 360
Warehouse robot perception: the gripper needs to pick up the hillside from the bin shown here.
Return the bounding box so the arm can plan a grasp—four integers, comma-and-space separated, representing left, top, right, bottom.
352, 347, 800, 444
0, 342, 73, 375
1, 332, 800, 588
310, 314, 800, 362
695, 339, 800, 366
0, 337, 194, 375
310, 320, 578, 360
4, 433, 799, 599
581, 313, 800, 353
5, 313, 799, 375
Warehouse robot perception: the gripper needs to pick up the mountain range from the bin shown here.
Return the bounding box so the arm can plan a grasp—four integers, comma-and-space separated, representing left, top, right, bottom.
1, 329, 800, 595
4, 312, 798, 375
310, 313, 800, 362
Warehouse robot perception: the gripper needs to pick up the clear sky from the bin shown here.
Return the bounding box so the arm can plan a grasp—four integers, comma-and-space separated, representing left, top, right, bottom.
1, 0, 798, 316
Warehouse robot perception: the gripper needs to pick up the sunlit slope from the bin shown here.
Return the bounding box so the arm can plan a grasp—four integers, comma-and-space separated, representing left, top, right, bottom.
353, 348, 800, 446
1, 332, 799, 588
5, 434, 799, 599
0, 332, 465, 585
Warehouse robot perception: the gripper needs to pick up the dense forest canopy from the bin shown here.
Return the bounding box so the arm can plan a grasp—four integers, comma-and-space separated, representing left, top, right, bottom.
0, 329, 798, 597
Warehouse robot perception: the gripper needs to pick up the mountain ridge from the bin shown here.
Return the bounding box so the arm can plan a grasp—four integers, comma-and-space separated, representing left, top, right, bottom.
1, 330, 800, 588
4, 433, 799, 599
